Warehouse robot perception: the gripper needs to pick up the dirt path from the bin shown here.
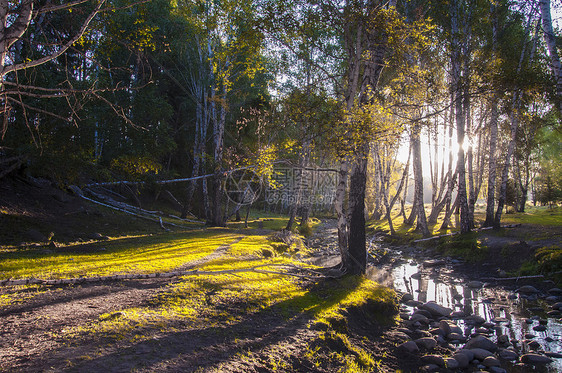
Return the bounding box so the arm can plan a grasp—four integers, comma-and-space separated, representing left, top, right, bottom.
0, 237, 244, 372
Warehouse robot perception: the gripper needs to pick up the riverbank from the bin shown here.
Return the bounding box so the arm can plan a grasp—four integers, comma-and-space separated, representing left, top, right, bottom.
370, 209, 562, 372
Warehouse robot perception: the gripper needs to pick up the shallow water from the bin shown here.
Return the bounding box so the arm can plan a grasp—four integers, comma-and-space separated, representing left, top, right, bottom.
380, 249, 562, 372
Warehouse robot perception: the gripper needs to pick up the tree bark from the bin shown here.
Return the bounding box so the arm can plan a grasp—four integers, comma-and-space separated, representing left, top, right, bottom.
347, 152, 368, 274
335, 159, 350, 267
540, 0, 562, 113
412, 124, 430, 237
450, 0, 471, 234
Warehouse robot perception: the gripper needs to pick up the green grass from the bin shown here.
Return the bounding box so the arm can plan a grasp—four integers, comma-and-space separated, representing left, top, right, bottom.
0, 230, 238, 280
1, 205, 396, 371
431, 232, 488, 262
500, 205, 562, 226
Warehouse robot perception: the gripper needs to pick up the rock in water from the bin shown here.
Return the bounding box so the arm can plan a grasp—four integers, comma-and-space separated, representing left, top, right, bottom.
465, 335, 497, 352
452, 352, 470, 368
499, 349, 518, 361
420, 301, 452, 317
468, 348, 494, 360
401, 293, 414, 303
520, 353, 553, 365
483, 356, 501, 367
516, 285, 540, 294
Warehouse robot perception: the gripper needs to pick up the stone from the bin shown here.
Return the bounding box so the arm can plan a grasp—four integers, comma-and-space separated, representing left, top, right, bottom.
524, 318, 533, 324
476, 327, 491, 334
545, 352, 562, 358
483, 356, 501, 367
548, 287, 562, 295
423, 259, 445, 267
552, 302, 562, 310
497, 335, 509, 344
401, 293, 414, 303
397, 327, 412, 335
516, 285, 540, 294
520, 353, 554, 365
421, 364, 440, 372
406, 300, 423, 307
499, 349, 518, 361
411, 272, 422, 279
410, 313, 430, 324
465, 315, 486, 324
533, 325, 547, 332
444, 357, 459, 369
489, 367, 507, 373
527, 340, 541, 350
457, 349, 475, 361
415, 337, 437, 350
447, 332, 466, 342
438, 320, 451, 335
414, 309, 433, 318
452, 352, 470, 368
467, 280, 484, 288
420, 302, 452, 317
469, 348, 494, 360
465, 335, 497, 352
420, 354, 446, 367
398, 341, 419, 353
525, 333, 536, 339
547, 310, 561, 317
482, 322, 495, 328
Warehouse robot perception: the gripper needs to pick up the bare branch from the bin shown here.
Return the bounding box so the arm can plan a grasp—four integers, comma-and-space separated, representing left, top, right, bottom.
2, 0, 106, 76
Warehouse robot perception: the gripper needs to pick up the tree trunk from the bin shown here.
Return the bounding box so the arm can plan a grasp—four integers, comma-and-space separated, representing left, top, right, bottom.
347, 153, 368, 274
484, 4, 500, 227
335, 160, 350, 267
450, 0, 471, 234
540, 0, 562, 113
412, 125, 430, 237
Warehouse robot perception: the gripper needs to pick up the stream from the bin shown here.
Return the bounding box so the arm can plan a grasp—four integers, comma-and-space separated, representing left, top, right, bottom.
370, 240, 562, 372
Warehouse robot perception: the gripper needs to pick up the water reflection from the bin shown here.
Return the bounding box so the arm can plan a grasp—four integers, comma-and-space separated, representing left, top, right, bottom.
383, 252, 562, 372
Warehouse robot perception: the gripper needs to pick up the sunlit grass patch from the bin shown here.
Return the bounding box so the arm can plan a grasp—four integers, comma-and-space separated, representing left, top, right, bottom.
0, 230, 239, 280
501, 205, 562, 226
0, 284, 48, 307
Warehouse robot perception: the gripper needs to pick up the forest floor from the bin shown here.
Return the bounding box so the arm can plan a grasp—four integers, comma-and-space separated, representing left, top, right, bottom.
0, 177, 560, 372
0, 177, 414, 373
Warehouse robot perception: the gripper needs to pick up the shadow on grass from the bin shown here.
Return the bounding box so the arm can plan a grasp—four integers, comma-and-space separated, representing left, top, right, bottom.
50, 276, 396, 373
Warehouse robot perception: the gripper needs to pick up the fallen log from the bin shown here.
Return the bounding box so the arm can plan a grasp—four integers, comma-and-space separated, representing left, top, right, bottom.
480, 274, 545, 281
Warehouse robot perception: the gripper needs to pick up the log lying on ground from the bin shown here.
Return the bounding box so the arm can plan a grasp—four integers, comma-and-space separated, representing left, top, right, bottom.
480, 275, 545, 281
69, 185, 204, 226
